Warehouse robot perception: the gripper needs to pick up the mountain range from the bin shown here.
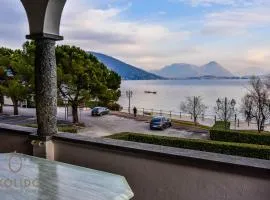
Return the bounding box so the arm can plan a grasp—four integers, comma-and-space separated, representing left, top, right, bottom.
151, 61, 234, 78
235, 67, 270, 77
90, 52, 268, 80
90, 52, 162, 80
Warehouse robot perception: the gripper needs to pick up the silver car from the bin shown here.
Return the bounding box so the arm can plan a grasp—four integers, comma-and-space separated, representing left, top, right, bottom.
91, 107, 110, 116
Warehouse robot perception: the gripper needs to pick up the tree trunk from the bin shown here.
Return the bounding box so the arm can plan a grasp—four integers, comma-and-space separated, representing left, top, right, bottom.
194, 116, 197, 125
13, 99, 19, 115
0, 94, 3, 113
72, 104, 79, 124
257, 119, 260, 133
260, 117, 265, 132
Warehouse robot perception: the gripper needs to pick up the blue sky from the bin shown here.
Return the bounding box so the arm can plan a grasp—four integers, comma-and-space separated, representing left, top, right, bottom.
1, 0, 270, 74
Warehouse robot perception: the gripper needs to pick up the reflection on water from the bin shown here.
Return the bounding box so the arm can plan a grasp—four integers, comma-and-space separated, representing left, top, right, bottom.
118, 79, 250, 115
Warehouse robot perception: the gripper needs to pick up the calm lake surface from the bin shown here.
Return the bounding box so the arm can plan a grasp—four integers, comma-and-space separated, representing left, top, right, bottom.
118, 79, 250, 115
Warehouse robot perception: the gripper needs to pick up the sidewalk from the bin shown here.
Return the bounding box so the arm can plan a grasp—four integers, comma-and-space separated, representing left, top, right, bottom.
119, 108, 270, 132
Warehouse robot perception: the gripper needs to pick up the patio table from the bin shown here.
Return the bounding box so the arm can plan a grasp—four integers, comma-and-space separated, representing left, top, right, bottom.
0, 153, 134, 200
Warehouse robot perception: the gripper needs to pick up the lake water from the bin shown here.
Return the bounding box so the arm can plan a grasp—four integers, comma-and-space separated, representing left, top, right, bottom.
118, 79, 250, 116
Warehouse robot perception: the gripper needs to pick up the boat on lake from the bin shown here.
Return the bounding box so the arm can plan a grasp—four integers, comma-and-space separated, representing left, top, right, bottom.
144, 91, 157, 94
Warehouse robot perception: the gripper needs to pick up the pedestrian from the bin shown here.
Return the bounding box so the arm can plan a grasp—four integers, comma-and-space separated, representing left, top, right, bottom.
133, 106, 137, 118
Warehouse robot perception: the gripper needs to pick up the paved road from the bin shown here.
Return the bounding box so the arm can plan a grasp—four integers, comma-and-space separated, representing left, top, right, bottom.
79, 114, 208, 139
1, 106, 208, 139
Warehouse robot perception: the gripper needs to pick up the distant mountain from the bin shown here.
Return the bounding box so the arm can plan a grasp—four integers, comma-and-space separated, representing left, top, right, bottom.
200, 61, 233, 77
152, 61, 234, 78
90, 52, 163, 80
235, 67, 269, 77
151, 63, 200, 78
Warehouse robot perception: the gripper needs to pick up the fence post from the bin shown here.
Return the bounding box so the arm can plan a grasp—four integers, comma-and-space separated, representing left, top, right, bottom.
214, 115, 216, 123
180, 112, 181, 118
143, 108, 144, 116
237, 119, 240, 127
234, 114, 237, 124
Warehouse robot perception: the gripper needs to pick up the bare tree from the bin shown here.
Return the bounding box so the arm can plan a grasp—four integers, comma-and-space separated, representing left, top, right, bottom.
180, 96, 207, 125
241, 94, 253, 127
242, 76, 270, 132
214, 97, 236, 129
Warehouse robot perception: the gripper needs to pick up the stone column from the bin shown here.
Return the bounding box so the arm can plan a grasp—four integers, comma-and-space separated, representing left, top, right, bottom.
20, 0, 66, 158
35, 38, 57, 138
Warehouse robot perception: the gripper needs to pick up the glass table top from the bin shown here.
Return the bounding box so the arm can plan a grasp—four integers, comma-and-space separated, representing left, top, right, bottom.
0, 153, 134, 200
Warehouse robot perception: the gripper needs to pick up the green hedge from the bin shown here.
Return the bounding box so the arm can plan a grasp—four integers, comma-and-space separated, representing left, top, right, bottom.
212, 121, 231, 129
210, 122, 270, 146
108, 133, 270, 160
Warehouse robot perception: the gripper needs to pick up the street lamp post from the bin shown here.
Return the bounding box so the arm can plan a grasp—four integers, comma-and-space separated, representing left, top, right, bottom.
63, 98, 68, 120
126, 90, 133, 114
216, 97, 236, 129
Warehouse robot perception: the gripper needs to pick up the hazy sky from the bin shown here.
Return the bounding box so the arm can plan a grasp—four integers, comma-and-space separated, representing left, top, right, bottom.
1, 0, 270, 73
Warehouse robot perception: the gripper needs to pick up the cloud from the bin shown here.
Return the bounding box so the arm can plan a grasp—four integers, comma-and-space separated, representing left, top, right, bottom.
176, 0, 269, 7
60, 0, 191, 69
158, 11, 167, 15
1, 0, 270, 72
0, 0, 27, 48
201, 7, 270, 36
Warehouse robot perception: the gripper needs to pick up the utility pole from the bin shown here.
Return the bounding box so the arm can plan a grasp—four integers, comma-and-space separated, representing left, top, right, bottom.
225, 97, 227, 129
126, 90, 133, 114
193, 96, 196, 124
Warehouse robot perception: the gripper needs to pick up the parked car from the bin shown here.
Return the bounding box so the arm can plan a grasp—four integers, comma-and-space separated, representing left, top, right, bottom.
150, 116, 172, 130
91, 107, 110, 116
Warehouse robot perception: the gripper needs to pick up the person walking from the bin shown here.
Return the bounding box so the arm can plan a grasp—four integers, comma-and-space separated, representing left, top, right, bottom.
133, 106, 137, 118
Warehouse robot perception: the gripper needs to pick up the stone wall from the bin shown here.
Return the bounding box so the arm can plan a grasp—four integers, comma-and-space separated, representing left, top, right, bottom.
0, 125, 269, 200
0, 124, 34, 155
53, 133, 270, 200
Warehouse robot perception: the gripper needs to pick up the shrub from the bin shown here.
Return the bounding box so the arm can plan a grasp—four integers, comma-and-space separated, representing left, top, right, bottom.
210, 129, 270, 146
108, 133, 270, 160
85, 101, 100, 108
107, 102, 122, 111
210, 121, 270, 146
212, 121, 231, 129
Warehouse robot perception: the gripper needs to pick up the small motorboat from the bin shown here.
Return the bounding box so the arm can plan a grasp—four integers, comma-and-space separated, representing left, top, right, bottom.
144, 91, 157, 94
